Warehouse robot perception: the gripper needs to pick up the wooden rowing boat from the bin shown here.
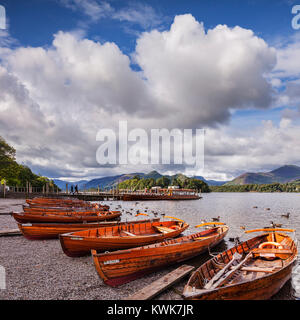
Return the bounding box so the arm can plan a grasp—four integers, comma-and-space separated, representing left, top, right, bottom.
23, 206, 107, 214
183, 228, 298, 300
26, 198, 109, 210
17, 218, 160, 240
11, 211, 121, 224
24, 204, 109, 211
26, 198, 87, 205
91, 223, 229, 287
59, 220, 189, 257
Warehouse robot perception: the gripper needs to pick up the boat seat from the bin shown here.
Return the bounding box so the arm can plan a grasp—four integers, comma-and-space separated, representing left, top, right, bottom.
121, 231, 137, 237
240, 266, 275, 273
153, 226, 175, 234
252, 248, 293, 260
252, 248, 292, 254
193, 236, 211, 241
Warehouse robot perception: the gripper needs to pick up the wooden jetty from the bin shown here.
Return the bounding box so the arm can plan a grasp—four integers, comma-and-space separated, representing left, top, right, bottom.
125, 265, 195, 300
1, 186, 202, 202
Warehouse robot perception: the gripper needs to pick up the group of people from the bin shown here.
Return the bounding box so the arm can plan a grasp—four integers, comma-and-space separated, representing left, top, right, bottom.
70, 185, 78, 194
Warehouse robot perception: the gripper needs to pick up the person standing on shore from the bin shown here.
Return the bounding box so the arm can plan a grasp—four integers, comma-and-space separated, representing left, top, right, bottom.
70, 185, 74, 194
75, 185, 78, 194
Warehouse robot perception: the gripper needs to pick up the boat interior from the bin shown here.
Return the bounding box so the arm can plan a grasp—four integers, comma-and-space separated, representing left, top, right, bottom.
67, 220, 188, 238
187, 231, 297, 293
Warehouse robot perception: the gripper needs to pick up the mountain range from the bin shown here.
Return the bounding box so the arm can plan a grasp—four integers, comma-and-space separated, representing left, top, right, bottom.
226, 165, 300, 185
53, 165, 300, 190
54, 171, 227, 191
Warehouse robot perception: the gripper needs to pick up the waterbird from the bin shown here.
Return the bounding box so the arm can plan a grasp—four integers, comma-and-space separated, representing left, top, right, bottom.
253, 206, 258, 209
212, 216, 220, 222
281, 212, 290, 218
270, 221, 282, 228
229, 237, 240, 244
265, 208, 271, 211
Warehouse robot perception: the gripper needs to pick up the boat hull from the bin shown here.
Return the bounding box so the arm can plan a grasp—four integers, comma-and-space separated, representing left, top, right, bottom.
12, 211, 121, 223
18, 218, 159, 240
92, 226, 228, 287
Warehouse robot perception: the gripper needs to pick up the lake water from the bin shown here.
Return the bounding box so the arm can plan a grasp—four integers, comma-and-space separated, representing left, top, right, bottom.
102, 192, 300, 300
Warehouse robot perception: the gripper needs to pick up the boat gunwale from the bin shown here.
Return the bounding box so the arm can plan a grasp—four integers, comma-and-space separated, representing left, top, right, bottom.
59, 221, 189, 239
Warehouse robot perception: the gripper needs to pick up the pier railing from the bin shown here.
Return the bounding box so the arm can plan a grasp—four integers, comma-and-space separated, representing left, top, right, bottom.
1, 184, 201, 200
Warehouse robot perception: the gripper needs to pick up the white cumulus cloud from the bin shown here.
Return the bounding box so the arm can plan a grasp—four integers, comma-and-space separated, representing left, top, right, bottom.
0, 14, 281, 179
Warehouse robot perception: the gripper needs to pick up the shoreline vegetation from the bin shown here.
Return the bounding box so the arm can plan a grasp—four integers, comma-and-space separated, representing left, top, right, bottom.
0, 136, 59, 191
210, 181, 300, 193
117, 174, 210, 192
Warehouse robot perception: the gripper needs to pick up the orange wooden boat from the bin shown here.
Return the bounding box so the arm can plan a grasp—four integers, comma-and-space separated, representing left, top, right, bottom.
91, 223, 228, 287
17, 218, 160, 240
11, 210, 121, 224
59, 220, 189, 257
26, 198, 86, 205
25, 204, 109, 210
26, 198, 109, 210
183, 228, 298, 300
23, 206, 107, 214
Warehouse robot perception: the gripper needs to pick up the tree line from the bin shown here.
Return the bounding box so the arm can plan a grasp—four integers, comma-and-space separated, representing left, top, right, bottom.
117, 174, 210, 192
210, 182, 300, 193
0, 136, 59, 190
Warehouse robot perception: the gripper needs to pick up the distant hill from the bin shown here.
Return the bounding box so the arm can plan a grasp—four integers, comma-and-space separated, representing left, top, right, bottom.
53, 179, 88, 191
193, 176, 228, 186
53, 170, 226, 190
226, 165, 300, 185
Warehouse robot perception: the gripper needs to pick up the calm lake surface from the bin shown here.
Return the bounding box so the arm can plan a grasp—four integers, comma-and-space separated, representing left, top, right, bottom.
102, 192, 300, 300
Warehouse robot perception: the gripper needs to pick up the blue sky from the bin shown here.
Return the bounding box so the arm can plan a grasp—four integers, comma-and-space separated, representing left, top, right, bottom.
1, 0, 300, 181
2, 0, 298, 47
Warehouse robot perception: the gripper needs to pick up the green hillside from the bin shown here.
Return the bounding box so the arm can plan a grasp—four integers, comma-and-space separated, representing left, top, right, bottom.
117, 173, 210, 192
210, 181, 300, 193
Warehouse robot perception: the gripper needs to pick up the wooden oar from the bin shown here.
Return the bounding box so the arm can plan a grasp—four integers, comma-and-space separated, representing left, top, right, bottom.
244, 228, 295, 234
135, 213, 148, 217
209, 252, 253, 289
195, 222, 225, 228
164, 216, 185, 222
203, 252, 241, 290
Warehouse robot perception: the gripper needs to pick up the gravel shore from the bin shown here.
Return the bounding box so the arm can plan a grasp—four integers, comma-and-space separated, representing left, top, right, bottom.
0, 199, 182, 300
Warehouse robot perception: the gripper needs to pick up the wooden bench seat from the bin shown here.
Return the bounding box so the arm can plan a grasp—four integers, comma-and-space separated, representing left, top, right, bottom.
121, 231, 137, 237
252, 248, 293, 259
153, 226, 175, 234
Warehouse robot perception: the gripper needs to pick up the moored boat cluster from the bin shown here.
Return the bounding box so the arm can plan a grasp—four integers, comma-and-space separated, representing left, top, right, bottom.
11, 197, 298, 300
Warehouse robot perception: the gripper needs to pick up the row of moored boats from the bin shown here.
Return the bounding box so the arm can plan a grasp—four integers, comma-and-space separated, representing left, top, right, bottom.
11, 197, 298, 300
